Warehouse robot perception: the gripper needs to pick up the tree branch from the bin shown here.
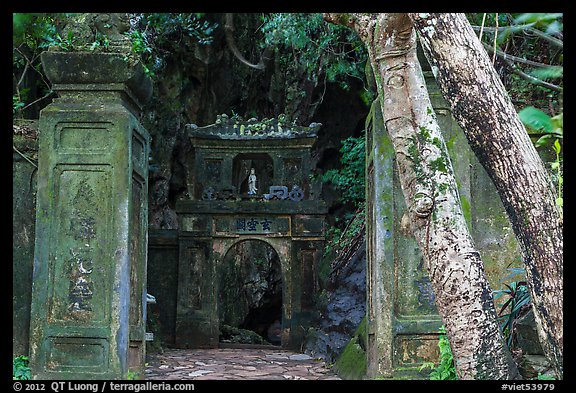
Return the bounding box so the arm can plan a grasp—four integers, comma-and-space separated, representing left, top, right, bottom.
22, 91, 55, 111
482, 43, 562, 92
323, 13, 374, 39
481, 42, 555, 68
524, 27, 563, 48
224, 13, 265, 70
470, 25, 563, 48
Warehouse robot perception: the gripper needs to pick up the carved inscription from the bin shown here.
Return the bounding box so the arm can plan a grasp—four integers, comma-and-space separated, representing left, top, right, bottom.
236, 217, 273, 232
186, 247, 203, 310
51, 168, 110, 324
67, 178, 97, 315
67, 247, 94, 313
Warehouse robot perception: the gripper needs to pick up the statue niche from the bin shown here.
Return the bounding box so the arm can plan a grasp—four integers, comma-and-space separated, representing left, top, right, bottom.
232, 153, 273, 197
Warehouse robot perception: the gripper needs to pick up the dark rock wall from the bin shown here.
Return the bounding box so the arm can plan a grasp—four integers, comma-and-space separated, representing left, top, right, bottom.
305, 240, 366, 363
13, 123, 38, 357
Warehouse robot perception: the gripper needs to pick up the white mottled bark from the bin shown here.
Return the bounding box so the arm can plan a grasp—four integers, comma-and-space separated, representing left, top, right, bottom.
324, 13, 519, 380
408, 13, 563, 379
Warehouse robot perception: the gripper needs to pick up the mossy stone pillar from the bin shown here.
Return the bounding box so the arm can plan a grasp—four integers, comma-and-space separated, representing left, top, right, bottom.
29, 51, 151, 379
365, 97, 396, 378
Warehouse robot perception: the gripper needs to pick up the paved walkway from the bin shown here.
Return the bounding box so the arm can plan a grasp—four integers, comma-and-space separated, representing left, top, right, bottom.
145, 347, 341, 380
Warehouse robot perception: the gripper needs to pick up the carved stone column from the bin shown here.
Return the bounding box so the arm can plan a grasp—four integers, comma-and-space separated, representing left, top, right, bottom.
29, 49, 152, 379
365, 97, 396, 378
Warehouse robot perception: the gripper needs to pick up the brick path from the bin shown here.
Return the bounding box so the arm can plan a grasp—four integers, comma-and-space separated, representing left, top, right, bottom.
145, 347, 341, 380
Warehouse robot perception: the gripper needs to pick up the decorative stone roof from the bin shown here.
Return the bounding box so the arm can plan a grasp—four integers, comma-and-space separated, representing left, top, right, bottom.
186, 114, 321, 139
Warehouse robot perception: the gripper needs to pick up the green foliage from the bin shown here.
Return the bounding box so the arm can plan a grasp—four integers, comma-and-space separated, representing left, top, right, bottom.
143, 13, 217, 46
320, 131, 366, 262
493, 268, 531, 348
419, 326, 457, 380
527, 66, 563, 81
13, 94, 26, 117
321, 132, 366, 208
126, 13, 218, 78
13, 355, 31, 380
322, 225, 343, 259
259, 13, 368, 90
519, 106, 563, 146
536, 372, 555, 380
13, 14, 67, 119
513, 13, 563, 34
467, 13, 563, 123
12, 13, 71, 49
552, 139, 563, 213
518, 106, 563, 214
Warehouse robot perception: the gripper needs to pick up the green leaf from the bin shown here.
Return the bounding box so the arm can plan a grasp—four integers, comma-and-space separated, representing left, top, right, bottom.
550, 113, 563, 135
519, 106, 554, 134
556, 197, 563, 208
553, 139, 561, 154
534, 135, 552, 147
514, 13, 563, 26
527, 66, 563, 81
419, 361, 436, 371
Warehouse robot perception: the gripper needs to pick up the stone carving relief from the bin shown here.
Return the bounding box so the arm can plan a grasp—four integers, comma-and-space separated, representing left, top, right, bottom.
67, 178, 97, 315
288, 185, 304, 202
263, 185, 304, 201
264, 186, 288, 200
68, 247, 94, 313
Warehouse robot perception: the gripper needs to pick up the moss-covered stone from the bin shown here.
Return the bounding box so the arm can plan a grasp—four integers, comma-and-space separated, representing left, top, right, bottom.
13, 125, 38, 358
333, 316, 367, 380
219, 324, 272, 345
29, 50, 151, 380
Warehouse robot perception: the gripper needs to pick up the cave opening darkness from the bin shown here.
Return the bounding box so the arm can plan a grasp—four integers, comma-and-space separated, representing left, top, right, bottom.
218, 240, 283, 346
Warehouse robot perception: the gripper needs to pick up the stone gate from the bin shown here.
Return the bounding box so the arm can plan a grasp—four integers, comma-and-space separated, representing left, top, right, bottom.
172, 117, 327, 350
18, 37, 524, 381
28, 50, 151, 379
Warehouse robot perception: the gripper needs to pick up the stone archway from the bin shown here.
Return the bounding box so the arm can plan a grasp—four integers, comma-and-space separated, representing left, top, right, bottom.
172, 117, 327, 351
217, 239, 284, 345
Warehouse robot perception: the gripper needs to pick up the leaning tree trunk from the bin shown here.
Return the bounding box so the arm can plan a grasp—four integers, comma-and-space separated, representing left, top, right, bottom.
324, 13, 519, 380
408, 13, 563, 379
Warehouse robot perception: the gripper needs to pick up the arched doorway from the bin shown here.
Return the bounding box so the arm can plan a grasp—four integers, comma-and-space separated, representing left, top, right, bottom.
218, 239, 283, 346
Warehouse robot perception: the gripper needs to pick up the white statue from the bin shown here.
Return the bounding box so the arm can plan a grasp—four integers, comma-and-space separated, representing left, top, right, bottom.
248, 168, 258, 195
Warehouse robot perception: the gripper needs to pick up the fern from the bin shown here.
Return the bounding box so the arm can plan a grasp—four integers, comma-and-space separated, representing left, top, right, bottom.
419, 326, 458, 380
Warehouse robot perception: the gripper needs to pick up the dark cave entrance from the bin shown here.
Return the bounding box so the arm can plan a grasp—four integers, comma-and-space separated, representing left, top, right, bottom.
218, 240, 283, 346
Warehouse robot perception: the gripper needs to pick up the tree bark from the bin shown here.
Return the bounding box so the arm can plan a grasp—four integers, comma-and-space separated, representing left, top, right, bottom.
408, 13, 563, 379
324, 13, 519, 380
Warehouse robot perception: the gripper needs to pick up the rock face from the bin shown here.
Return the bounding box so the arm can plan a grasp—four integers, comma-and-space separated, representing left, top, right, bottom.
515, 309, 544, 356
305, 240, 366, 363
